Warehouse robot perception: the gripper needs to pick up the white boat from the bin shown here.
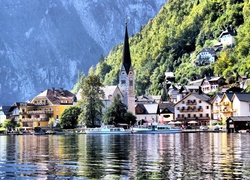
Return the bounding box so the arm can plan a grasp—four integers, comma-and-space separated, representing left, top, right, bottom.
131, 124, 182, 134
85, 125, 130, 134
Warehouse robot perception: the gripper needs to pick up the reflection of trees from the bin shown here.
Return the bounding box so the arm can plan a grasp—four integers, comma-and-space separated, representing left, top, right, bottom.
84, 135, 105, 179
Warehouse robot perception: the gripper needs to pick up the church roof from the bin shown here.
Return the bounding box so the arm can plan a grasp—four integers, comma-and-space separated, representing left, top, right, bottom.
122, 23, 132, 74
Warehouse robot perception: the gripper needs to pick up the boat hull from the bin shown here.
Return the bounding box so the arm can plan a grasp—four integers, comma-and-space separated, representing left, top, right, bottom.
131, 125, 182, 134
85, 125, 131, 134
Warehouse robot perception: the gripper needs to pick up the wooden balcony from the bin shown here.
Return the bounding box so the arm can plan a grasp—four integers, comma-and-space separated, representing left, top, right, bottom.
176, 117, 210, 121
212, 110, 219, 114
27, 110, 53, 115
20, 118, 49, 122
179, 108, 203, 112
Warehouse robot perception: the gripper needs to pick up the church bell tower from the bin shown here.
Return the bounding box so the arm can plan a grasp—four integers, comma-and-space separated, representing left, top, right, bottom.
119, 23, 135, 114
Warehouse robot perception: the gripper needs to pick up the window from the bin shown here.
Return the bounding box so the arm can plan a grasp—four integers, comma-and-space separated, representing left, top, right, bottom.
188, 114, 190, 118
199, 100, 202, 103
177, 107, 180, 110
121, 80, 126, 84
200, 114, 203, 117
129, 80, 133, 86
206, 106, 209, 109
182, 101, 185, 104
206, 114, 209, 117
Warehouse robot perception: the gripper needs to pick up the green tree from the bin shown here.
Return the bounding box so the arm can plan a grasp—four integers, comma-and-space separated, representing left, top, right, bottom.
48, 117, 55, 130
78, 66, 105, 127
103, 95, 136, 126
71, 71, 85, 94
3, 119, 18, 131
59, 106, 82, 129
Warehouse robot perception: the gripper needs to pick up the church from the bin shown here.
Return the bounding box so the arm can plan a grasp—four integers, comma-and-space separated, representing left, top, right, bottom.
101, 23, 135, 115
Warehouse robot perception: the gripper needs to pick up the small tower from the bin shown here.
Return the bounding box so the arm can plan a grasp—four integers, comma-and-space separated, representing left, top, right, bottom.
119, 23, 135, 114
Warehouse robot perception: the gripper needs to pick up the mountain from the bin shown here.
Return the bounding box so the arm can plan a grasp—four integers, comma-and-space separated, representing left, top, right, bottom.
97, 0, 250, 96
0, 0, 167, 105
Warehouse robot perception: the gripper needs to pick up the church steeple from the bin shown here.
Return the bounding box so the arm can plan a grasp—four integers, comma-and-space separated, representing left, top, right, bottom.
122, 22, 132, 75
119, 22, 135, 115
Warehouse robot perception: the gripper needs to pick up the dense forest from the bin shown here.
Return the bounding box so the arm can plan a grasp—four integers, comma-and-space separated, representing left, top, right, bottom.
93, 0, 250, 96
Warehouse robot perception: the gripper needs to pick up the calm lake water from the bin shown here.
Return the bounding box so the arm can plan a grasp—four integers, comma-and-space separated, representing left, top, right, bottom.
0, 133, 250, 179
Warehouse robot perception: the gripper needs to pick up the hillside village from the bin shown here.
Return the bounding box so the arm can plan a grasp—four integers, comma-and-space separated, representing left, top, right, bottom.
0, 24, 250, 134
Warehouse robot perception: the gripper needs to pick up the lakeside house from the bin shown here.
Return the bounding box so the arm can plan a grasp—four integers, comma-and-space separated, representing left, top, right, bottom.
174, 93, 211, 126
158, 102, 175, 124
0, 106, 11, 124
135, 103, 159, 125
17, 88, 76, 129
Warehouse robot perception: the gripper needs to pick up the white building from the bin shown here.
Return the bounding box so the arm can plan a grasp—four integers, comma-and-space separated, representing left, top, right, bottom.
101, 85, 123, 113
231, 93, 250, 116
174, 93, 211, 126
135, 103, 159, 125
219, 30, 236, 47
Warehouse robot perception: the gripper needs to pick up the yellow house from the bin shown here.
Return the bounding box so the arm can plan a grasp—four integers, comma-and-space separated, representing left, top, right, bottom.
218, 93, 234, 124
19, 88, 77, 129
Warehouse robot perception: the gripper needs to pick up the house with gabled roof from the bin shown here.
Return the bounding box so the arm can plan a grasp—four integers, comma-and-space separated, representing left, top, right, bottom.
135, 103, 159, 125
211, 93, 223, 124
195, 48, 216, 66
231, 93, 250, 116
201, 76, 226, 94
217, 93, 234, 123
158, 102, 174, 124
174, 93, 211, 126
19, 87, 77, 129
219, 29, 236, 47
100, 85, 123, 113
0, 106, 11, 124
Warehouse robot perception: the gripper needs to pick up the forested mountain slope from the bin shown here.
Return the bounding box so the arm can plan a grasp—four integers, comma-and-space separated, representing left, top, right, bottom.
0, 0, 166, 105
95, 0, 250, 96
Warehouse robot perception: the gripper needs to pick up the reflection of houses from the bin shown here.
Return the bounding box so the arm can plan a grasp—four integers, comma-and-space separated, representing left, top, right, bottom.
174, 93, 211, 125
195, 48, 216, 66
19, 88, 77, 129
135, 103, 159, 125
0, 106, 11, 124
158, 102, 174, 124
201, 76, 226, 94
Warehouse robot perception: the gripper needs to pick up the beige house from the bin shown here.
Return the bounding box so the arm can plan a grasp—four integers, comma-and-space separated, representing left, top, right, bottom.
174, 93, 211, 126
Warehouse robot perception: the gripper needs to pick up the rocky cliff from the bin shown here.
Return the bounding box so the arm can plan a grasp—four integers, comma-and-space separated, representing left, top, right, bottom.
0, 0, 166, 105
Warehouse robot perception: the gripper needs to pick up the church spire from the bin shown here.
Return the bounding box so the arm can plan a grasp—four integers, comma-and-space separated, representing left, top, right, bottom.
122, 22, 132, 74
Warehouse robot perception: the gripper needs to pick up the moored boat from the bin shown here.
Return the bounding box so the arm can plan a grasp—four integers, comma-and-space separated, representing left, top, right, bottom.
131, 124, 182, 134
85, 125, 130, 134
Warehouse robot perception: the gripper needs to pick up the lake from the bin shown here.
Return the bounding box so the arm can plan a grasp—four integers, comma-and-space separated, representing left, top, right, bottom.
0, 133, 250, 179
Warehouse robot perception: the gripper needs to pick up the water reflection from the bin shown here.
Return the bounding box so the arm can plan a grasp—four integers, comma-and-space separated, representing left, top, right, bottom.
0, 133, 250, 179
